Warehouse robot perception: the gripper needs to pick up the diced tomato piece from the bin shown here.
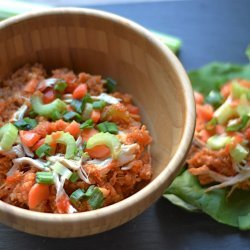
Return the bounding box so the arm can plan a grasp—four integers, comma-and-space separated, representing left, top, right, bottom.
43, 89, 56, 104
196, 104, 214, 121
56, 194, 70, 214
220, 82, 232, 98
65, 121, 81, 138
24, 79, 39, 93
194, 91, 204, 105
86, 145, 111, 159
28, 184, 50, 209
91, 109, 101, 123
199, 129, 211, 143
215, 125, 225, 134
72, 83, 87, 99
82, 128, 98, 142
20, 130, 41, 148
126, 104, 140, 114
239, 79, 250, 88
65, 81, 78, 93
245, 128, 250, 140
32, 138, 45, 151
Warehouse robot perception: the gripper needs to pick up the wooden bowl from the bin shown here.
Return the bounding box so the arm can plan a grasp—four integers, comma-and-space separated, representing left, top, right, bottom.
0, 8, 195, 237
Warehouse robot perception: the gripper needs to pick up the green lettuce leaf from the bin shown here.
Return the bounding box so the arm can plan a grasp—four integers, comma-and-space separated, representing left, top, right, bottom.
165, 171, 250, 230
189, 63, 250, 95
246, 45, 250, 61
163, 193, 200, 212
165, 52, 250, 229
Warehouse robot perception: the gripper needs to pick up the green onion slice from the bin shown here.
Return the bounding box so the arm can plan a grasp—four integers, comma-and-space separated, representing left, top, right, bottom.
35, 143, 52, 158
205, 117, 217, 131
51, 162, 72, 180
63, 111, 83, 123
14, 117, 37, 130
71, 94, 93, 114
82, 103, 93, 121
205, 90, 223, 108
96, 121, 118, 134
36, 171, 54, 185
85, 185, 95, 197
226, 115, 249, 132
105, 77, 117, 93
70, 188, 85, 204
88, 187, 104, 210
54, 79, 67, 92
92, 100, 106, 110
51, 110, 63, 121
80, 119, 94, 129
69, 172, 79, 183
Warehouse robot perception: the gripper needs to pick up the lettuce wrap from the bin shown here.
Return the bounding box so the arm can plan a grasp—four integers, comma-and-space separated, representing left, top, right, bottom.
164, 48, 250, 229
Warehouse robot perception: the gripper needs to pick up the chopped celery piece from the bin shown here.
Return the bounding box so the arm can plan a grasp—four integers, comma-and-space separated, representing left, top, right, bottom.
31, 94, 67, 119
0, 123, 18, 151
214, 100, 236, 124
88, 187, 104, 210
236, 94, 250, 116
45, 132, 77, 159
51, 162, 72, 180
230, 144, 249, 163
207, 135, 231, 150
86, 132, 121, 159
231, 81, 250, 99
36, 172, 54, 185
205, 117, 217, 131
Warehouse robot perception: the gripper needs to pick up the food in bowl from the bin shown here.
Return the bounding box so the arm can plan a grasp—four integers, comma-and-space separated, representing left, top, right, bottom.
0, 64, 152, 214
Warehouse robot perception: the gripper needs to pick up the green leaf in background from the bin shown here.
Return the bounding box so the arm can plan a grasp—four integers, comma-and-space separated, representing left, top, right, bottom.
189, 63, 250, 95
150, 30, 182, 54
246, 44, 250, 61
0, 1, 182, 54
0, 0, 50, 20
165, 171, 250, 230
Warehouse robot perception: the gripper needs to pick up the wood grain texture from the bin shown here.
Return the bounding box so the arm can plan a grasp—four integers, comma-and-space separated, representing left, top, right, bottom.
0, 8, 195, 237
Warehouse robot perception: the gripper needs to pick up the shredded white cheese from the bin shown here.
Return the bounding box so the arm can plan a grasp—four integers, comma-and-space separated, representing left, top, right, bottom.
91, 93, 121, 104
10, 104, 28, 122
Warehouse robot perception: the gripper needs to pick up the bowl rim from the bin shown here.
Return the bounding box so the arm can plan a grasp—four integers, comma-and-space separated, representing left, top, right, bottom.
0, 7, 195, 223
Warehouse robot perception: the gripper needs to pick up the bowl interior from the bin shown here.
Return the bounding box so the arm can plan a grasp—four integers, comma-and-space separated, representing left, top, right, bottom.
0, 10, 186, 178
